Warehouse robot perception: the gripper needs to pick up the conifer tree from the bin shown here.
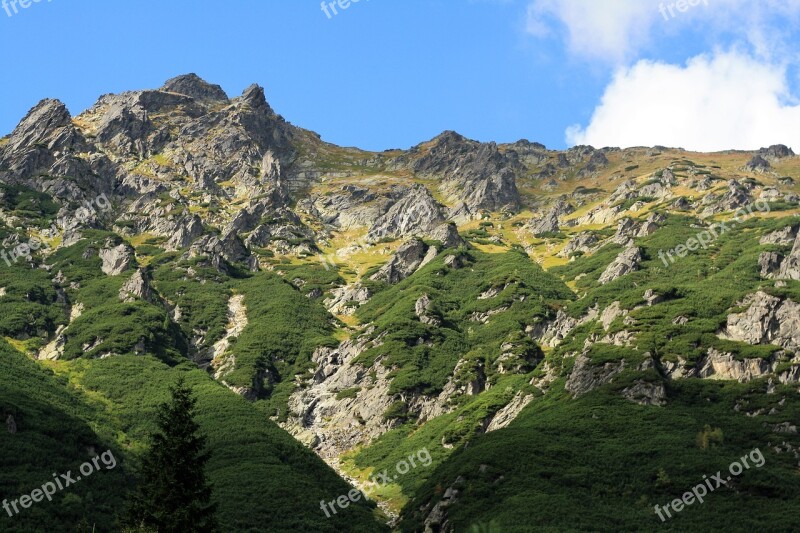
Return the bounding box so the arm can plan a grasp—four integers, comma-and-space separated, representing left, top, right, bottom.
128, 377, 217, 532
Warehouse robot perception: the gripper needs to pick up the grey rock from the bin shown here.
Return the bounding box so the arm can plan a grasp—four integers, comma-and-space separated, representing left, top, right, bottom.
622, 380, 667, 406
759, 145, 795, 160
366, 185, 445, 242
599, 246, 642, 285
721, 291, 800, 351
99, 242, 133, 276
759, 251, 783, 278
565, 354, 626, 397
760, 225, 798, 245
745, 155, 771, 172
777, 231, 800, 280
370, 238, 430, 284
119, 269, 154, 302
161, 73, 228, 102
415, 294, 441, 326
394, 131, 521, 212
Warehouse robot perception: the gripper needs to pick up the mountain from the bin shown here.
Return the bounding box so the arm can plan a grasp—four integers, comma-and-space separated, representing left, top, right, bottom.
1, 74, 799, 532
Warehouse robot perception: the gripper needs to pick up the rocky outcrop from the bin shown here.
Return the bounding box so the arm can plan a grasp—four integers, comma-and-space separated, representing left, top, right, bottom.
558, 232, 599, 258
598, 246, 642, 285
485, 392, 534, 432
366, 185, 445, 242
696, 348, 777, 382
777, 232, 800, 281
702, 180, 753, 215
759, 252, 783, 277
528, 306, 600, 348
760, 225, 798, 246
720, 291, 800, 351
324, 283, 372, 315
759, 144, 794, 160
415, 294, 441, 326
370, 238, 436, 284
393, 131, 521, 212
119, 268, 154, 302
161, 73, 229, 102
428, 222, 464, 249
565, 354, 626, 397
661, 347, 800, 384
165, 215, 205, 251
529, 211, 559, 236
99, 242, 133, 275
621, 380, 667, 406
745, 155, 771, 172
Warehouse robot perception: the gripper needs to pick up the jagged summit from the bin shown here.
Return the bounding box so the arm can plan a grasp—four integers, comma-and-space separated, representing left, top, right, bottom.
161, 73, 229, 102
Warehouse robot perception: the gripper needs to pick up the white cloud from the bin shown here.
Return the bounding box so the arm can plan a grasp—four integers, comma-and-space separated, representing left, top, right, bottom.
567, 51, 800, 151
526, 0, 800, 62
526, 0, 662, 62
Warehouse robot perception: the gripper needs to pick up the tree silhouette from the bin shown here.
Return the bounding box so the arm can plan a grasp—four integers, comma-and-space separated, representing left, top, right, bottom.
128, 377, 217, 532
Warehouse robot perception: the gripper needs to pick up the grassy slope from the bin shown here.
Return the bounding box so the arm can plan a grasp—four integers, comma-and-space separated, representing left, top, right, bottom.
0, 345, 386, 531
71, 356, 386, 532
399, 379, 800, 532
0, 340, 129, 532
394, 214, 800, 531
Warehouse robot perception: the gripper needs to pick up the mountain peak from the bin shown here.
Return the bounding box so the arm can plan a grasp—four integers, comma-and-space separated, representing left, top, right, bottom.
161, 73, 228, 102
240, 83, 268, 107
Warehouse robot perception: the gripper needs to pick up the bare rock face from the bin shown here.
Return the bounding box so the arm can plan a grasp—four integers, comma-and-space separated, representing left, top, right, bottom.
161, 73, 229, 102
366, 185, 445, 242
529, 306, 600, 348
415, 294, 441, 326
529, 199, 573, 236
695, 348, 777, 382
759, 251, 783, 278
6, 414, 17, 435
565, 354, 626, 397
307, 184, 395, 230
558, 231, 598, 258
393, 131, 522, 213
99, 242, 133, 276
721, 291, 800, 351
598, 246, 642, 285
777, 232, 800, 280
485, 392, 534, 432
5, 99, 73, 154
745, 154, 771, 172
165, 215, 205, 251
119, 269, 154, 302
529, 211, 560, 236
428, 222, 464, 249
324, 283, 372, 315
702, 180, 753, 216
621, 380, 667, 406
370, 238, 431, 284
759, 144, 795, 160
760, 225, 798, 245
284, 333, 401, 458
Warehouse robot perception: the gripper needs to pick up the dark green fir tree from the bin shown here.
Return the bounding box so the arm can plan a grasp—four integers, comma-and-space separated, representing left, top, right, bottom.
127, 377, 217, 532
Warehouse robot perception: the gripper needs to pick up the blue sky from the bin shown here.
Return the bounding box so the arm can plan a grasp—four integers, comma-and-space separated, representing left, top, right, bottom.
1, 1, 799, 152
